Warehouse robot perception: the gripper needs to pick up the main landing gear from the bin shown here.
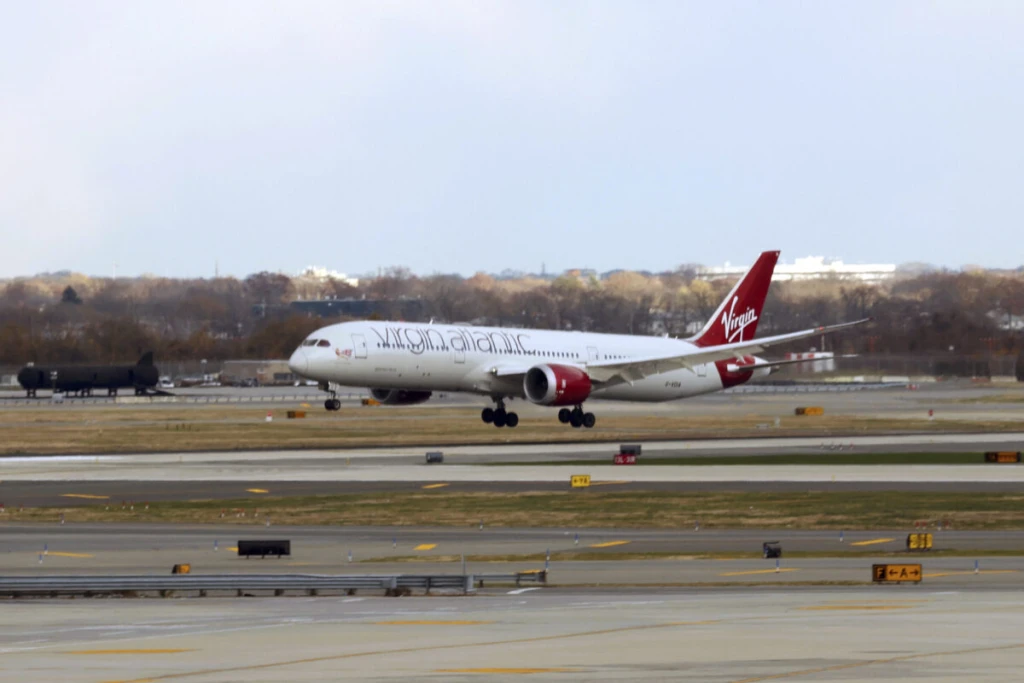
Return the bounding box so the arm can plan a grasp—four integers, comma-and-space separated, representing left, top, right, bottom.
323, 392, 341, 411
481, 398, 519, 428
558, 405, 596, 429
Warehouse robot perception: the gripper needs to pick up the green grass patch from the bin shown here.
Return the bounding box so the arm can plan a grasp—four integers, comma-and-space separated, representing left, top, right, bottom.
9, 489, 1024, 530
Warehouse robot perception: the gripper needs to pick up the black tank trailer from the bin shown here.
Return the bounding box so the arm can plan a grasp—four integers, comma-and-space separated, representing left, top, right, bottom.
17, 352, 160, 397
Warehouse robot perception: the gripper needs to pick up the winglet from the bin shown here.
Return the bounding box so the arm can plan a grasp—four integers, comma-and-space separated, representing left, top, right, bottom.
692, 251, 780, 347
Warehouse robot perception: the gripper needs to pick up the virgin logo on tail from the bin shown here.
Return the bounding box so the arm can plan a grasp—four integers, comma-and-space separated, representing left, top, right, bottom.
721, 296, 758, 343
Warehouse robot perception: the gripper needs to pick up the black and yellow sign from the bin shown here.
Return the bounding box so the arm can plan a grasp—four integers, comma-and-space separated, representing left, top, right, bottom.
984, 451, 1021, 464
872, 563, 922, 583
794, 406, 824, 416
906, 533, 933, 551
570, 474, 591, 488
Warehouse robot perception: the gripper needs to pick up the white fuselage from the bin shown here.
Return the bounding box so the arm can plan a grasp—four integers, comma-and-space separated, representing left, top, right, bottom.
289, 320, 768, 403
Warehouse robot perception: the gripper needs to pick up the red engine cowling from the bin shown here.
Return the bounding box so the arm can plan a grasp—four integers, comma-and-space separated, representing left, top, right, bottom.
369, 389, 433, 405
523, 364, 592, 406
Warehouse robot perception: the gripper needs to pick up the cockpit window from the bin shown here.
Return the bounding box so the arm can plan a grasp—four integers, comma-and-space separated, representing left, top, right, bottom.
316, 339, 331, 347
302, 339, 318, 347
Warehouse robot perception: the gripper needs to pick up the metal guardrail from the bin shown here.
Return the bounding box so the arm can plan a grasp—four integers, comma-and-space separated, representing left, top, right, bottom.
0, 571, 546, 598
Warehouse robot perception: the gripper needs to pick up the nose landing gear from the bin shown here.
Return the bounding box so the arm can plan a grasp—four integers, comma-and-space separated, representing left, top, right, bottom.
481, 398, 519, 428
558, 405, 595, 429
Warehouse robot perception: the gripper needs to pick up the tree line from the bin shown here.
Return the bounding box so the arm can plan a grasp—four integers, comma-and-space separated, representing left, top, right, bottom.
0, 267, 1022, 366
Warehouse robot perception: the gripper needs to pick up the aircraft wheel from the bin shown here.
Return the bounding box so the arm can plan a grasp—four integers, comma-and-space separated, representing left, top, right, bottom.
558, 408, 571, 424
582, 412, 596, 429
569, 412, 583, 428
325, 399, 335, 411
481, 407, 494, 424
493, 409, 507, 428
331, 398, 342, 411
505, 412, 519, 428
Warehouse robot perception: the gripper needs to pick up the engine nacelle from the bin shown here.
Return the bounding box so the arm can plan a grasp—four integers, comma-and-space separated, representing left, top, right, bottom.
369, 388, 433, 405
523, 364, 592, 406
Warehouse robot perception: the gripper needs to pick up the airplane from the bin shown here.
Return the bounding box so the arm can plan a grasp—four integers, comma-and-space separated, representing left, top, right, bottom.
17, 351, 160, 398
288, 251, 868, 428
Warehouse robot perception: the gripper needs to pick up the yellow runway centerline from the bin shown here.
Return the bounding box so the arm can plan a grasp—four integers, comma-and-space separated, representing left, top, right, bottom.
245, 488, 269, 494
436, 668, 576, 674
850, 538, 896, 547
798, 605, 913, 611
374, 620, 493, 626
925, 570, 1020, 578
61, 494, 109, 500
719, 568, 800, 577
46, 551, 94, 558
422, 483, 449, 489
68, 649, 193, 655
589, 541, 630, 548
414, 544, 437, 551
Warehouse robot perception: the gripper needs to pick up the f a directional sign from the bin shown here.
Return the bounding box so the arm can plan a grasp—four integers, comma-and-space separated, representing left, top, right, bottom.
873, 563, 922, 584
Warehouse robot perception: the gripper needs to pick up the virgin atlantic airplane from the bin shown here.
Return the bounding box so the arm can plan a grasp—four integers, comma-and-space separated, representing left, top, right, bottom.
288, 251, 867, 428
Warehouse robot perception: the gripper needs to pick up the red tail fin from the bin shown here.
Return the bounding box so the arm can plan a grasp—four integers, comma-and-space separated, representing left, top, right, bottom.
692, 251, 779, 347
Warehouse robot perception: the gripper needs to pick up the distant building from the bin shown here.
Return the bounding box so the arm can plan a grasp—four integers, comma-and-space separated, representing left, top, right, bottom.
697, 256, 896, 283
221, 360, 295, 386
289, 297, 425, 319
297, 266, 359, 288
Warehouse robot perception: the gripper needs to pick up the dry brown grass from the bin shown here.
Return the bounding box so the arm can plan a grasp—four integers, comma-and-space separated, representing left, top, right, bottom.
9, 490, 1024, 531
0, 404, 1020, 455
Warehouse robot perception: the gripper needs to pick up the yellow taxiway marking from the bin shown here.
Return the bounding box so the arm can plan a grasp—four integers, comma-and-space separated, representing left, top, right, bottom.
374, 620, 494, 626
422, 483, 449, 489
46, 551, 94, 558
86, 619, 723, 682
590, 480, 630, 487
226, 547, 238, 552
436, 668, 576, 674
589, 541, 630, 548
850, 537, 896, 547
719, 568, 800, 577
61, 494, 109, 500
245, 488, 269, 494
728, 643, 1024, 683
798, 605, 913, 611
414, 543, 437, 551
924, 569, 1020, 578
69, 649, 193, 655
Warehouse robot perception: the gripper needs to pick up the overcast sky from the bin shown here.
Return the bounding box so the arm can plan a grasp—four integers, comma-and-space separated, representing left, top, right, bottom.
2, 1, 1022, 278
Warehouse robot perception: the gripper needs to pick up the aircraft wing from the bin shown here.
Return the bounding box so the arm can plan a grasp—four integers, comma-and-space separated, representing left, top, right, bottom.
586, 319, 870, 384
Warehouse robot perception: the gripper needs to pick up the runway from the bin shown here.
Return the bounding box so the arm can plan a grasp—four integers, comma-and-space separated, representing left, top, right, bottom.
1, 431, 1022, 507
2, 523, 1023, 575
5, 587, 1024, 681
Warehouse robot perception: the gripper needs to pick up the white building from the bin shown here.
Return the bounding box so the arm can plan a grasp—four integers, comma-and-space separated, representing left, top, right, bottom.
697, 256, 896, 283
297, 266, 359, 288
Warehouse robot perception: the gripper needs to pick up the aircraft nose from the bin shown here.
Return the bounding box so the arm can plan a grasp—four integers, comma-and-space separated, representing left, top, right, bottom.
288, 348, 308, 376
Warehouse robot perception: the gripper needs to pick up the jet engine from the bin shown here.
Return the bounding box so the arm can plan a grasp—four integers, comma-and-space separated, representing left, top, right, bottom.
369, 388, 433, 405
523, 364, 592, 406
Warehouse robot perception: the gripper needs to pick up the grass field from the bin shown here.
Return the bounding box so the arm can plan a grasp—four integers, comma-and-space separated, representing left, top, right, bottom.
0, 404, 1021, 455
8, 490, 1024, 530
